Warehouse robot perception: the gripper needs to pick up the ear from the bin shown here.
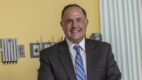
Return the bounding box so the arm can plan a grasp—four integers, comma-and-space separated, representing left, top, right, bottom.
86, 19, 89, 26
60, 21, 63, 27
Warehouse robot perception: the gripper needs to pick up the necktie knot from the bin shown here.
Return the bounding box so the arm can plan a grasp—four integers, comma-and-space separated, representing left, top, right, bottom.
74, 45, 80, 53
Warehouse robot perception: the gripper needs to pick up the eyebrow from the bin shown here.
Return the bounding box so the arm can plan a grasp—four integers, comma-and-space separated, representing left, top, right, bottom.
76, 17, 82, 20
65, 17, 82, 20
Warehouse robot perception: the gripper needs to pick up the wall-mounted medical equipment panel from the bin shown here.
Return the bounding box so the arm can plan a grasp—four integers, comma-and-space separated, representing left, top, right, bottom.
90, 33, 102, 41
0, 38, 25, 63
30, 37, 56, 58
0, 38, 18, 63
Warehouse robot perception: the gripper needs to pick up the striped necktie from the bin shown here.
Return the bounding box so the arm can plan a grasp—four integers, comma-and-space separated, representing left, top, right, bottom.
74, 45, 86, 80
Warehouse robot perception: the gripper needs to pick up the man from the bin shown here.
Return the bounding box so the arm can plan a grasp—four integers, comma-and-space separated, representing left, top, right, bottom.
38, 4, 121, 80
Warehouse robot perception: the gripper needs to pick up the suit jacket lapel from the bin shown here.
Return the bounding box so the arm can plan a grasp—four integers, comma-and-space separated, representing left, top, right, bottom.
58, 40, 76, 80
86, 39, 97, 80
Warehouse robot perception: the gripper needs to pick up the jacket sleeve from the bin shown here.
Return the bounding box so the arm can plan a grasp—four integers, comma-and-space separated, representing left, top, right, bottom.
38, 49, 55, 80
106, 44, 122, 80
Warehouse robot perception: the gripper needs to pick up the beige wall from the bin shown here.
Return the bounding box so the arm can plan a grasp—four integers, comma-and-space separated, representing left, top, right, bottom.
0, 0, 100, 80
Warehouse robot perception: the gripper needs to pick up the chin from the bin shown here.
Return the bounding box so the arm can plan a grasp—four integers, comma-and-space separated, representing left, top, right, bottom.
70, 38, 82, 44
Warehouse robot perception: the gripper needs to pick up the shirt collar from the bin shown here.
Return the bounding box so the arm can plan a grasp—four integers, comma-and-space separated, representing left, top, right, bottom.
66, 38, 85, 51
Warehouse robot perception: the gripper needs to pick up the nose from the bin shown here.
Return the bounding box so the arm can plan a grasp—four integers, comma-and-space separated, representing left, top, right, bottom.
72, 21, 78, 28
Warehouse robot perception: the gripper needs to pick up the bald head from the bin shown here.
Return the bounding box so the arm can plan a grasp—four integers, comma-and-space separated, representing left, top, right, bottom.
61, 4, 87, 20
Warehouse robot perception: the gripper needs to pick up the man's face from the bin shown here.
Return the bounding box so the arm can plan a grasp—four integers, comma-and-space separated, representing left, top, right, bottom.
61, 6, 88, 44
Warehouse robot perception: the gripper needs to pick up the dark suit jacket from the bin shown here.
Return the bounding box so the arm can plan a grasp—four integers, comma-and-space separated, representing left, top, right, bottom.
38, 39, 121, 80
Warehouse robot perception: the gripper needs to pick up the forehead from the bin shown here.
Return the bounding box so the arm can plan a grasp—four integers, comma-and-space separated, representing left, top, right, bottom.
63, 6, 85, 19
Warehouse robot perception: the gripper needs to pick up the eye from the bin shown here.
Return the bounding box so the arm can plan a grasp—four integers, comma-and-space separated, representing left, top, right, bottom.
66, 19, 72, 23
76, 18, 82, 22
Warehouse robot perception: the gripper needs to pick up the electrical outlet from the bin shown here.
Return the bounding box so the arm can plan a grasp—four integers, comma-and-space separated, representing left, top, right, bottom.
30, 43, 41, 58
18, 45, 25, 57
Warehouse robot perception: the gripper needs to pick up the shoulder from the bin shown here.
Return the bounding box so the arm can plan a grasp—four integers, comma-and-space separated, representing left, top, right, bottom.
85, 39, 112, 52
86, 39, 113, 58
86, 39, 111, 47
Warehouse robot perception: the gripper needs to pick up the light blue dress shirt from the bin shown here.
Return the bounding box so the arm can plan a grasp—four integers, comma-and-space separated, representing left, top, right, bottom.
66, 38, 87, 74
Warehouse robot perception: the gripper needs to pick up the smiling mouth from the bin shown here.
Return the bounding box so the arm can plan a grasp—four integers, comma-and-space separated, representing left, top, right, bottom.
71, 28, 81, 34
71, 30, 81, 35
